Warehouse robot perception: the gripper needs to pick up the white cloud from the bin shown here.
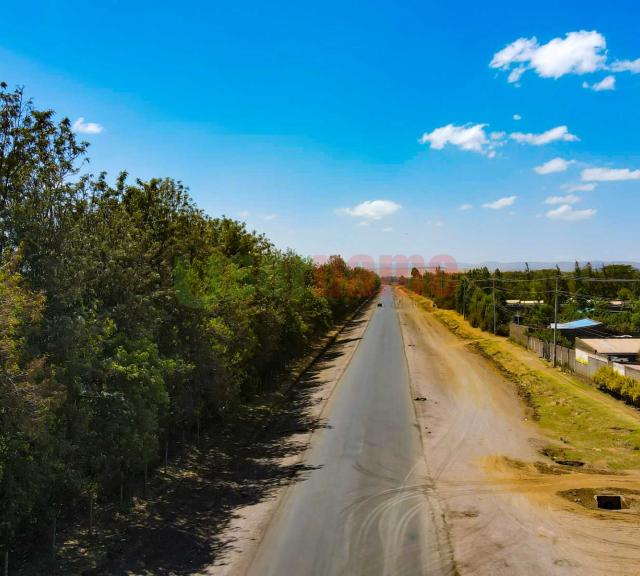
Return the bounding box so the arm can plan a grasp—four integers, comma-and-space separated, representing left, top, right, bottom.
419, 123, 491, 154
544, 194, 580, 205
459, 203, 473, 211
262, 213, 277, 221
581, 167, 640, 182
511, 125, 578, 145
582, 75, 616, 91
419, 122, 579, 157
610, 58, 640, 73
382, 226, 393, 232
561, 182, 597, 192
490, 37, 539, 73
534, 157, 572, 175
490, 30, 607, 82
483, 195, 517, 210
546, 204, 596, 221
238, 210, 250, 218
339, 199, 401, 220
507, 66, 527, 84
531, 31, 606, 78
427, 219, 445, 228
513, 114, 522, 121
72, 117, 104, 134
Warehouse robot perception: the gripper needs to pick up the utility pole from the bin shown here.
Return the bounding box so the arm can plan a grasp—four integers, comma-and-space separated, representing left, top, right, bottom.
552, 276, 559, 367
492, 277, 497, 335
462, 281, 466, 319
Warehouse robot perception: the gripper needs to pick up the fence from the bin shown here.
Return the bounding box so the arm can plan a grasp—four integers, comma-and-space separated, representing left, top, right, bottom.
613, 362, 640, 382
574, 355, 608, 379
508, 323, 575, 371
509, 323, 640, 383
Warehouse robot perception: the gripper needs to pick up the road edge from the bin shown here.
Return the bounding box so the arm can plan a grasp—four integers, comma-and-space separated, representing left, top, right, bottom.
394, 287, 460, 576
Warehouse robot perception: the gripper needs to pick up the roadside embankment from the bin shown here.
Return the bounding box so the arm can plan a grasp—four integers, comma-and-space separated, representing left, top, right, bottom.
399, 287, 640, 471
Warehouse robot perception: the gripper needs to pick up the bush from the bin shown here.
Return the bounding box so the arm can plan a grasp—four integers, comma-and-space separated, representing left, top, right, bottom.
593, 366, 640, 407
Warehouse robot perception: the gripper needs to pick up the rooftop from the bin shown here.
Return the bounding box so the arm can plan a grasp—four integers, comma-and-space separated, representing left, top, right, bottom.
549, 318, 603, 330
576, 338, 640, 355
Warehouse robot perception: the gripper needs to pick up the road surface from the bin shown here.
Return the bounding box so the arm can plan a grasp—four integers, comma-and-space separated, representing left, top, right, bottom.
246, 286, 454, 576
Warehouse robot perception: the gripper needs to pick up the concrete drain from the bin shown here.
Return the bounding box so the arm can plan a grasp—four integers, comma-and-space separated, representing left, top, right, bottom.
595, 494, 625, 510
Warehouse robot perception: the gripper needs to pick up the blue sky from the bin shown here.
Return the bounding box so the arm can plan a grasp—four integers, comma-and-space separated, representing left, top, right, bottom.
2, 0, 639, 264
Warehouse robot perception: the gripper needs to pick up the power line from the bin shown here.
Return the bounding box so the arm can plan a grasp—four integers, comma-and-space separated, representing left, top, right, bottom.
553, 276, 559, 367
574, 278, 640, 283
450, 273, 640, 285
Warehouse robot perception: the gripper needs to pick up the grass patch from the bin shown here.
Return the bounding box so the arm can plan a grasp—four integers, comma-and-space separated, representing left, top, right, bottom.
400, 288, 640, 471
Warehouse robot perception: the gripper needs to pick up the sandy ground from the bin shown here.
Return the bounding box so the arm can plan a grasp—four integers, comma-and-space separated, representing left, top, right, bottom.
207, 299, 378, 575
396, 289, 640, 575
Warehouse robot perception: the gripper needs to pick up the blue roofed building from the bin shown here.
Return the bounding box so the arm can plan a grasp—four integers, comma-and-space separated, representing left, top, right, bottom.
548, 318, 607, 341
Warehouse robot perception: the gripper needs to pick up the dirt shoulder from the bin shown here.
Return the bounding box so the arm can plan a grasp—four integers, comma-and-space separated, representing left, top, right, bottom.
402, 287, 640, 471
395, 287, 640, 576
204, 298, 378, 576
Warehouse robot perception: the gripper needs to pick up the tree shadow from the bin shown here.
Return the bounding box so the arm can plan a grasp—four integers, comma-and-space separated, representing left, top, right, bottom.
70, 312, 367, 575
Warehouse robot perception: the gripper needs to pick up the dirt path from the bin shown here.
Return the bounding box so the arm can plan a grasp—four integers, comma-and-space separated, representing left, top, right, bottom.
396, 289, 640, 576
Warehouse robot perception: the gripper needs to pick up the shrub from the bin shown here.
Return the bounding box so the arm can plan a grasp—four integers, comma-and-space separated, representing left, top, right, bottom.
593, 366, 640, 407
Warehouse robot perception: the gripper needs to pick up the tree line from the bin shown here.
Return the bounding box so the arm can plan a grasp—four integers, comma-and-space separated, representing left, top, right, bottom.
0, 84, 379, 559
404, 263, 640, 336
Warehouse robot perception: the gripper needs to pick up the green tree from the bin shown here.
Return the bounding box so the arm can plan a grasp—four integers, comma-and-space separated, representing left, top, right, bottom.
0, 252, 48, 550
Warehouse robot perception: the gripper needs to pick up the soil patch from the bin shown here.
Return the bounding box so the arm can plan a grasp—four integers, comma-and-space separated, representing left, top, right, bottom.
558, 487, 640, 513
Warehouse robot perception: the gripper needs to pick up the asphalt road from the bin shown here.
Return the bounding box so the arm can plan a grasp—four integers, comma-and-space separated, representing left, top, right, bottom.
246, 286, 453, 576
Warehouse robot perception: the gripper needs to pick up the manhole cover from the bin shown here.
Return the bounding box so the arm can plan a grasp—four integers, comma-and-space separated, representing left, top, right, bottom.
595, 494, 624, 510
